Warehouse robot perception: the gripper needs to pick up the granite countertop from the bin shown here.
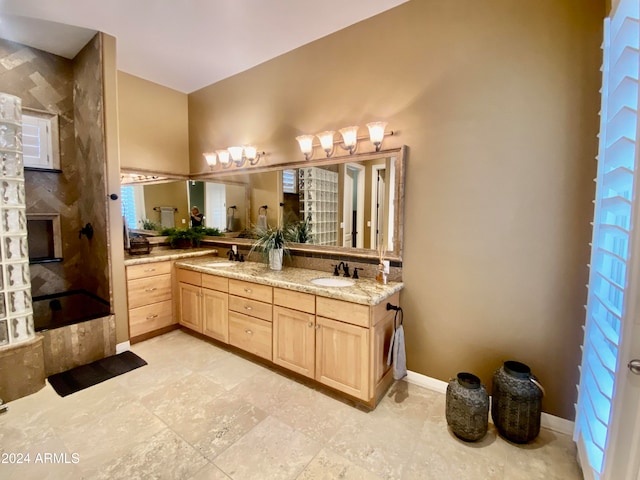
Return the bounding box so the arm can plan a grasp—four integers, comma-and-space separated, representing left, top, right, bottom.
175, 257, 403, 306
124, 248, 219, 266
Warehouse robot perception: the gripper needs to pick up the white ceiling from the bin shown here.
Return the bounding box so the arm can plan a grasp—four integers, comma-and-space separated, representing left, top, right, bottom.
0, 0, 408, 93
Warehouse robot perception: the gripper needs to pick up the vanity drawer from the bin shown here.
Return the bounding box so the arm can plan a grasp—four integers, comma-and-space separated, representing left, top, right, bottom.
127, 274, 172, 309
128, 300, 174, 337
228, 311, 272, 360
127, 261, 171, 280
273, 288, 315, 314
202, 273, 228, 293
316, 296, 370, 328
176, 268, 201, 286
229, 295, 272, 322
229, 279, 272, 304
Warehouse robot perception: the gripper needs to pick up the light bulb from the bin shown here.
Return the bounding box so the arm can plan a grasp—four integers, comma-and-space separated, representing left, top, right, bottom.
203, 152, 217, 166
339, 126, 359, 154
228, 146, 244, 163
216, 150, 230, 164
317, 131, 335, 157
366, 121, 387, 151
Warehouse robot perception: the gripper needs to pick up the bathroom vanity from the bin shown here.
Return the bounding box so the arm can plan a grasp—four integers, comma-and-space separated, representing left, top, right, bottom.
123, 248, 218, 340
174, 257, 403, 407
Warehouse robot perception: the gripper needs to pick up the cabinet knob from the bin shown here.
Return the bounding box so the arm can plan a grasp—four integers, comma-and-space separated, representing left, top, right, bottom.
146, 314, 158, 320
244, 305, 253, 311
145, 287, 157, 292
308, 322, 313, 328
245, 329, 253, 335
144, 268, 155, 273
315, 325, 321, 330
244, 288, 253, 294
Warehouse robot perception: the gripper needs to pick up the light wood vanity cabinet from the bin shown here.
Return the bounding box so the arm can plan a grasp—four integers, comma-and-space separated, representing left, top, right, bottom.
176, 266, 400, 406
177, 269, 229, 341
273, 287, 398, 403
126, 261, 175, 338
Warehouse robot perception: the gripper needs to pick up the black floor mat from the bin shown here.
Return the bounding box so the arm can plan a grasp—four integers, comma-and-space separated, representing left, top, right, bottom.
48, 351, 147, 397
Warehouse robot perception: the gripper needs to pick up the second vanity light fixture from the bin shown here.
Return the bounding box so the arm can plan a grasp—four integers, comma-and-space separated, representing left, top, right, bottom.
203, 145, 264, 170
296, 122, 390, 161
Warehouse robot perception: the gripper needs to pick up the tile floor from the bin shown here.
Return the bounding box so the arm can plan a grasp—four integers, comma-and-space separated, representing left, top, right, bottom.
0, 329, 583, 479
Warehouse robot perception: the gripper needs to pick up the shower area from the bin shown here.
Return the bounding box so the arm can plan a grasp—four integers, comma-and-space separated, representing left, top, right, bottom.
0, 33, 116, 402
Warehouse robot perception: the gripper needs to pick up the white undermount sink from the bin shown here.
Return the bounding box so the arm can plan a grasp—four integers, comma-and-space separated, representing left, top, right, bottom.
203, 261, 237, 267
310, 277, 355, 287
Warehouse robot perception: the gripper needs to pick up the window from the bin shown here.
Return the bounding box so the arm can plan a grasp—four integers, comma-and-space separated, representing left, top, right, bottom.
282, 169, 297, 194
22, 110, 60, 170
121, 184, 146, 230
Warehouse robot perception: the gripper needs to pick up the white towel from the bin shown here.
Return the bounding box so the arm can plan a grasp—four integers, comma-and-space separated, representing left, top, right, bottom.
160, 207, 175, 228
387, 324, 407, 380
257, 213, 267, 231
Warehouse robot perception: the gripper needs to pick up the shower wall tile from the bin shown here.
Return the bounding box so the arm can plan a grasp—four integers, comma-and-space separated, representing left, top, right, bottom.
0, 38, 85, 297
0, 335, 45, 402
41, 314, 116, 377
73, 34, 110, 303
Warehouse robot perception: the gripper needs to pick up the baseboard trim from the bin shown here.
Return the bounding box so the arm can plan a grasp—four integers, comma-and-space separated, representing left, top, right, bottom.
404, 369, 575, 436
116, 341, 131, 354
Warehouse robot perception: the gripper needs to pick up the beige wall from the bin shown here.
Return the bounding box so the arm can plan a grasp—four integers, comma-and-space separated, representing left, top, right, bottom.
118, 71, 189, 176
250, 171, 280, 228
188, 0, 604, 419
143, 182, 190, 228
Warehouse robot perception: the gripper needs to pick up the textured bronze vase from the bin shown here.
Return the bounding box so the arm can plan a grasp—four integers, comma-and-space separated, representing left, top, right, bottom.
445, 372, 489, 441
491, 360, 545, 443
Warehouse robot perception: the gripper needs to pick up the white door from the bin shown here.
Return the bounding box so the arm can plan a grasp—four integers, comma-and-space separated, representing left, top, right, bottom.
343, 163, 365, 248
575, 1, 640, 478
371, 165, 386, 249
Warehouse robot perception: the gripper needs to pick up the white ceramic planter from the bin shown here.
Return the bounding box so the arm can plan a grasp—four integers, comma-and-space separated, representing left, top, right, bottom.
269, 248, 283, 270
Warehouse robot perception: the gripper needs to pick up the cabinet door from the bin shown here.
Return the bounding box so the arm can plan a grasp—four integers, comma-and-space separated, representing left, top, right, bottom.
202, 288, 228, 343
315, 316, 369, 401
178, 282, 202, 333
273, 306, 315, 378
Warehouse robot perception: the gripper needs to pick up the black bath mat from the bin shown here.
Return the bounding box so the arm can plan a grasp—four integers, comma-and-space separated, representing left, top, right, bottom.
48, 351, 147, 397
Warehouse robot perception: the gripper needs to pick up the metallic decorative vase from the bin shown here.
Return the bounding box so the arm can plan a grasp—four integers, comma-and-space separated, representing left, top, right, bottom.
446, 372, 489, 441
491, 360, 545, 443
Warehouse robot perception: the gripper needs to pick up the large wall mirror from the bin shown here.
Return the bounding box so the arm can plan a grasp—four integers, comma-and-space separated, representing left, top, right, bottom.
120, 146, 405, 260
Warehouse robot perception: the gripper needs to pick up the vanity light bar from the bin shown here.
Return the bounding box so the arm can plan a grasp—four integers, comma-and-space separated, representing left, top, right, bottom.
203, 146, 266, 170
296, 122, 394, 160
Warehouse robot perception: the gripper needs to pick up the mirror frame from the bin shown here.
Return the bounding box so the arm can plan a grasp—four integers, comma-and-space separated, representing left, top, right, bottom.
121, 146, 406, 262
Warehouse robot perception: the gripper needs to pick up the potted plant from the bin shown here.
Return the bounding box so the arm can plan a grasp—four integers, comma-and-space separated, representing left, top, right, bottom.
284, 218, 310, 244
140, 218, 160, 231
161, 227, 206, 248
191, 226, 223, 237
250, 225, 289, 270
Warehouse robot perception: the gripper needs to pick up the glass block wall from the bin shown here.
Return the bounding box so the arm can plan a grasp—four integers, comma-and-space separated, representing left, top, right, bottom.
0, 93, 33, 347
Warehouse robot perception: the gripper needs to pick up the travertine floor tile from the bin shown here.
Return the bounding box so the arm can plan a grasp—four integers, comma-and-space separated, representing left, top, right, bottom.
199, 352, 266, 390
57, 401, 166, 475
91, 428, 208, 480
327, 409, 420, 479
229, 368, 309, 413
214, 416, 321, 480
297, 448, 384, 480
188, 392, 268, 461
2, 330, 584, 479
189, 462, 233, 479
